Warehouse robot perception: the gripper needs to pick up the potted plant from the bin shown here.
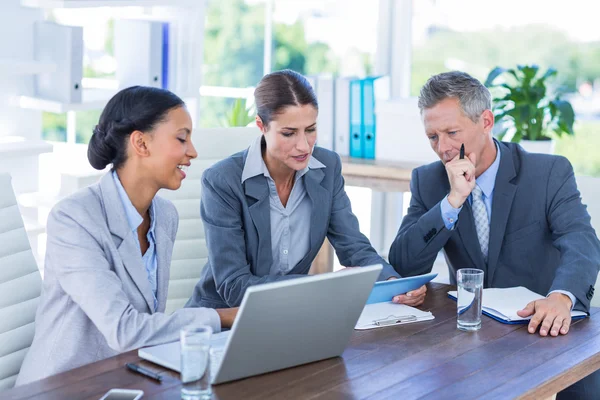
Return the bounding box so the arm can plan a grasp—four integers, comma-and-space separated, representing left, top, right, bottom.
220, 98, 255, 128
484, 64, 575, 154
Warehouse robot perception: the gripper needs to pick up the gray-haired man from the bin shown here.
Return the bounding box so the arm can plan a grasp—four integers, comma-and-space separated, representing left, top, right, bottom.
389, 71, 600, 399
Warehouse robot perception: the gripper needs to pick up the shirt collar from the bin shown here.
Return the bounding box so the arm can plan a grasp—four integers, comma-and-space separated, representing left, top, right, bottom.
112, 170, 156, 235
241, 135, 325, 184
475, 141, 501, 198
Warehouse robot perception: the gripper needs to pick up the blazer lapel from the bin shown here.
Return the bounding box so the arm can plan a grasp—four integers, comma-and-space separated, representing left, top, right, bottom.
244, 175, 273, 275
100, 173, 155, 312
154, 203, 174, 313
486, 142, 517, 286
294, 168, 330, 271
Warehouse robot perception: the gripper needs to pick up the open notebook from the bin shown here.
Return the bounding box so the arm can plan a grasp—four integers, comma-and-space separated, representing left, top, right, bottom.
448, 286, 588, 324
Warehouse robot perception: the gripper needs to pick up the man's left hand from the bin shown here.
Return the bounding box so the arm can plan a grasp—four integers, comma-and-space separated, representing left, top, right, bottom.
517, 293, 573, 337
386, 276, 427, 307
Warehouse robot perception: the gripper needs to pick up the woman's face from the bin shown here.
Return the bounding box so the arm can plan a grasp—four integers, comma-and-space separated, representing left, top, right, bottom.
144, 106, 197, 190
259, 104, 318, 173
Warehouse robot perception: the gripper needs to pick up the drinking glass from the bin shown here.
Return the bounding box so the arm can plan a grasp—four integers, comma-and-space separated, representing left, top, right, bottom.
457, 268, 484, 331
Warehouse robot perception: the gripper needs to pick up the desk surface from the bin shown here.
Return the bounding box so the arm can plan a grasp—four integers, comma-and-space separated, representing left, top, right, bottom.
5, 283, 600, 400
341, 156, 420, 192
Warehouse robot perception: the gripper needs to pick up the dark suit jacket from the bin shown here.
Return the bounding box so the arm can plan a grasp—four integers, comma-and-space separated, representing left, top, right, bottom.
186, 146, 397, 309
389, 140, 600, 312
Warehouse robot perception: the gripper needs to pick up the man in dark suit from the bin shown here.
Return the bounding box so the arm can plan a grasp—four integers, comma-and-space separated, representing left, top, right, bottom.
389, 71, 600, 399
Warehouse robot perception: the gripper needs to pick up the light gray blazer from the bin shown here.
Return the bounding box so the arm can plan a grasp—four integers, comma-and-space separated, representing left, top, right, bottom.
186, 146, 398, 309
16, 173, 220, 386
389, 140, 600, 312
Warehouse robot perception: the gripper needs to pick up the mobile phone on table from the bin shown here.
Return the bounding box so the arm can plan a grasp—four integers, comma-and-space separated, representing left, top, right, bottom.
98, 388, 144, 400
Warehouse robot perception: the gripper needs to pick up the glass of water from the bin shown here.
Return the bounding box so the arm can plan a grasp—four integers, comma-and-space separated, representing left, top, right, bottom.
180, 326, 213, 400
457, 268, 484, 331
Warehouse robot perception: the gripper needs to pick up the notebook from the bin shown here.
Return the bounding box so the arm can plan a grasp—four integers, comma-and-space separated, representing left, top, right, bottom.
447, 286, 588, 324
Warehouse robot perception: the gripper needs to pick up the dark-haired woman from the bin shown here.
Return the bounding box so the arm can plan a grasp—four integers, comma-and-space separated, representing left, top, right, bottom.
186, 70, 427, 309
16, 86, 237, 385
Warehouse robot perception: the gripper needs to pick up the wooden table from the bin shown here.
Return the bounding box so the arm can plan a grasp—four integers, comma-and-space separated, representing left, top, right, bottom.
340, 156, 418, 193
5, 283, 600, 400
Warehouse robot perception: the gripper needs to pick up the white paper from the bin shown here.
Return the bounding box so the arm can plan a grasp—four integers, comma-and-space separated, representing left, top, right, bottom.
355, 301, 434, 330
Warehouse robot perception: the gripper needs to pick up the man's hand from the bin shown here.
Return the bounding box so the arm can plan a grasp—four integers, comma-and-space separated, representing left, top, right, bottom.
445, 152, 477, 208
388, 278, 427, 307
517, 293, 573, 336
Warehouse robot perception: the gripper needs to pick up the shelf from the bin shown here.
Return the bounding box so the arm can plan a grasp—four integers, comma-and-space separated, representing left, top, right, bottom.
0, 59, 56, 76
21, 0, 199, 8
0, 136, 53, 158
13, 89, 116, 113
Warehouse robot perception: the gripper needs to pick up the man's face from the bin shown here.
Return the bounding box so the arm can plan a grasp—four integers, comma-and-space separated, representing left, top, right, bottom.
422, 97, 491, 166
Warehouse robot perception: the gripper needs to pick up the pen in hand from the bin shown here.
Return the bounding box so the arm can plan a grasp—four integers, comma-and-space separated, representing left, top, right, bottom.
460, 143, 465, 159
126, 362, 163, 382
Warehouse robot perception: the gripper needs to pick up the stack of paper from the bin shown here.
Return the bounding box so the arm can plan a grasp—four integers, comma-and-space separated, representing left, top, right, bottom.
447, 286, 587, 324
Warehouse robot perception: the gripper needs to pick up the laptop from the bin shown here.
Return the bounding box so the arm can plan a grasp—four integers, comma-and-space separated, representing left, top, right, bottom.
139, 264, 382, 384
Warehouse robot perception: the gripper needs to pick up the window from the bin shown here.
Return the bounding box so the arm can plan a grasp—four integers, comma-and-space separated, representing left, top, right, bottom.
411, 0, 600, 176
199, 0, 380, 128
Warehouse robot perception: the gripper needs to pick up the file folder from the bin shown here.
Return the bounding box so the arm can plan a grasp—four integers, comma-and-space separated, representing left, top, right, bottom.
362, 78, 375, 159
34, 21, 83, 103
315, 75, 334, 151
349, 79, 363, 158
115, 19, 169, 89
447, 287, 587, 325
361, 76, 390, 159
334, 76, 355, 157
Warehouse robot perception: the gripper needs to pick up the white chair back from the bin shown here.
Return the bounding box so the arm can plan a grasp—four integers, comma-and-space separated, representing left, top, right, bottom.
160, 127, 260, 314
0, 174, 42, 390
577, 175, 600, 307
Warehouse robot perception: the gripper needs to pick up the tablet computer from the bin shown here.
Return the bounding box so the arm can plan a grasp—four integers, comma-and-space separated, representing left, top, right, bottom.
365, 272, 438, 304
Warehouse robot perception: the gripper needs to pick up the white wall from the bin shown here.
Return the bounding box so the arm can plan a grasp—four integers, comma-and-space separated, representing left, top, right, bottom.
0, 1, 43, 141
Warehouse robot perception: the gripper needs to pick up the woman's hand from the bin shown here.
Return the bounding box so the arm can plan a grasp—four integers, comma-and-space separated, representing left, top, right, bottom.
216, 307, 239, 329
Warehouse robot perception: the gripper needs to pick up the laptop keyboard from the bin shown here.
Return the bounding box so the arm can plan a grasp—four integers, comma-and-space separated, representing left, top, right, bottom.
209, 331, 229, 377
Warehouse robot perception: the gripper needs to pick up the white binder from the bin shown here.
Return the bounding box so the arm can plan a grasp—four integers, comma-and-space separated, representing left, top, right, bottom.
315, 75, 334, 151
115, 19, 168, 89
34, 21, 83, 103
334, 76, 355, 157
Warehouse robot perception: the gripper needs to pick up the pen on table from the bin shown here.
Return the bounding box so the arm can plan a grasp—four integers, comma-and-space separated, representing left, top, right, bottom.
126, 362, 163, 382
460, 143, 465, 159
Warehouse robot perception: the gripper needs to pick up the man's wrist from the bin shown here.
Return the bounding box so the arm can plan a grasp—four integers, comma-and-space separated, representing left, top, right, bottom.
548, 292, 573, 310
447, 192, 466, 209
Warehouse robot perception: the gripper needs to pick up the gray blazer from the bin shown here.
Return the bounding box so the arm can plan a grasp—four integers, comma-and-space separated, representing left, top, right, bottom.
389, 140, 600, 312
16, 173, 220, 386
186, 147, 398, 309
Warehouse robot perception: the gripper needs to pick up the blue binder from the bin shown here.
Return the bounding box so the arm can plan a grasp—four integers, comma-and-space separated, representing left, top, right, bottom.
349, 79, 363, 158
362, 78, 376, 159
161, 23, 170, 89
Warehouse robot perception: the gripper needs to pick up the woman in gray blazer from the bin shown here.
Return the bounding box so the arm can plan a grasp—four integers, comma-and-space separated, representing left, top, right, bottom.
16, 87, 237, 385
187, 70, 427, 309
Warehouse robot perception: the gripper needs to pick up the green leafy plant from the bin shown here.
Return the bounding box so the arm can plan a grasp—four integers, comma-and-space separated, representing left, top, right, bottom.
220, 98, 255, 128
484, 64, 575, 142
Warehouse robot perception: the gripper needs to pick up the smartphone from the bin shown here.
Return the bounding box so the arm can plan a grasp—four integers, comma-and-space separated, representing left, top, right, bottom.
98, 388, 144, 400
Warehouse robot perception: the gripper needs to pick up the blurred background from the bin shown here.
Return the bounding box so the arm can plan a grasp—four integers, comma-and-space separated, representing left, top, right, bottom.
1, 0, 599, 274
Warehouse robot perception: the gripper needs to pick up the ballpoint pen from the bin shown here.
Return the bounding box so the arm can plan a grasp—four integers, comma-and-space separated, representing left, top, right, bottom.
126, 363, 163, 382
